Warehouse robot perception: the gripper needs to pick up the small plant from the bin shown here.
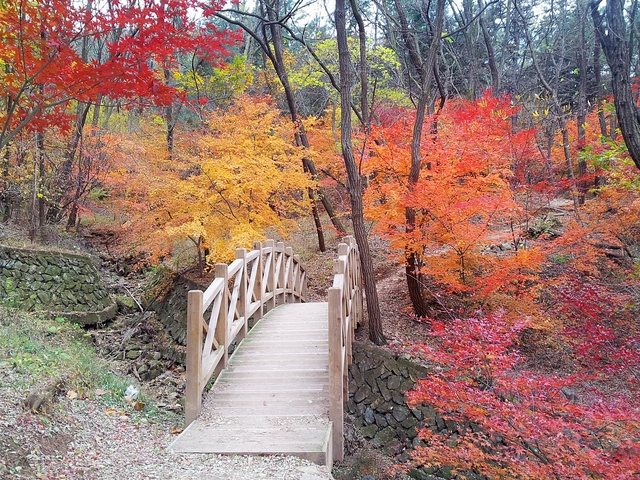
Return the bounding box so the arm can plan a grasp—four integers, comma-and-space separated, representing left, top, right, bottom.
528, 213, 562, 239
1, 278, 20, 308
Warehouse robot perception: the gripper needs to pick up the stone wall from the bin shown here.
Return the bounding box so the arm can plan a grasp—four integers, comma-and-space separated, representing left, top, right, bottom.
0, 245, 116, 325
348, 341, 471, 480
144, 270, 205, 346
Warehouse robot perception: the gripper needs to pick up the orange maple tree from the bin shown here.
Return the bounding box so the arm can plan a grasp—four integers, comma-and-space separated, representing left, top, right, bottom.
362, 94, 544, 306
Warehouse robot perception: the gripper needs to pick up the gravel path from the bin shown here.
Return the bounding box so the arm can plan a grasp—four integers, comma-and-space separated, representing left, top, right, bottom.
0, 374, 334, 480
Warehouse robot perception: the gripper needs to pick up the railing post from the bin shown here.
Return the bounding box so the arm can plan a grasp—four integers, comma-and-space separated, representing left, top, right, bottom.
300, 264, 307, 303
266, 239, 276, 311
215, 263, 229, 373
328, 286, 344, 461
277, 241, 286, 305
253, 241, 264, 323
236, 248, 248, 341
293, 254, 301, 301
286, 246, 294, 303
185, 290, 203, 427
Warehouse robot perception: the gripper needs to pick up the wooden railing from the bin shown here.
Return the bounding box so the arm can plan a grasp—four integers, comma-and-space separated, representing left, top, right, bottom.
328, 236, 363, 461
185, 240, 307, 426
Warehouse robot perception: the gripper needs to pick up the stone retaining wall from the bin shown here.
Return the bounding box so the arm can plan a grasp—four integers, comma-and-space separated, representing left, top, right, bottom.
348, 341, 474, 480
0, 245, 116, 324
144, 271, 205, 346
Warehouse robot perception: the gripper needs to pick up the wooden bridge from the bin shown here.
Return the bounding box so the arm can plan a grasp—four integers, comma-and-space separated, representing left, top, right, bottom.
169, 238, 362, 467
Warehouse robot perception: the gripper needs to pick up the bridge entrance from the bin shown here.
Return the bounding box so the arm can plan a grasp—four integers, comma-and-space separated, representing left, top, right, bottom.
168, 238, 362, 467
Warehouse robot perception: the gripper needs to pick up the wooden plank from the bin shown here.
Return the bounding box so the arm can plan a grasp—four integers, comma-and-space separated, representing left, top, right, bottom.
170, 302, 332, 466
185, 290, 204, 427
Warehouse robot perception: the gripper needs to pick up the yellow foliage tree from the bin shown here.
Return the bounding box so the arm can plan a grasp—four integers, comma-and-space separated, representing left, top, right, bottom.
101, 96, 312, 269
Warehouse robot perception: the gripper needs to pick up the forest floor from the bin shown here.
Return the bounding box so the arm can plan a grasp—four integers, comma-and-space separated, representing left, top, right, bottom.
0, 220, 419, 480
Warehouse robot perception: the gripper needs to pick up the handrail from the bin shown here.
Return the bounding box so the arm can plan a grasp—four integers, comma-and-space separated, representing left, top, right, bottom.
328, 236, 363, 461
185, 240, 308, 426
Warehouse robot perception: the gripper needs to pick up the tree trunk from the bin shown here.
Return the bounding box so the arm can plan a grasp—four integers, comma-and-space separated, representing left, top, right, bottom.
258, 0, 347, 241
405, 210, 429, 317
302, 161, 326, 252
593, 40, 608, 137
479, 0, 500, 93
37, 132, 46, 228
165, 103, 175, 159
350, 0, 369, 126
591, 0, 640, 170
163, 68, 177, 159
395, 0, 446, 317
577, 0, 589, 205
49, 102, 91, 221
1, 146, 9, 223
336, 0, 385, 345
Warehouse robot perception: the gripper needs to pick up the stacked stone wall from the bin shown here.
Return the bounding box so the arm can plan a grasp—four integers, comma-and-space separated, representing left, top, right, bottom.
144, 272, 205, 346
0, 245, 116, 324
349, 341, 480, 480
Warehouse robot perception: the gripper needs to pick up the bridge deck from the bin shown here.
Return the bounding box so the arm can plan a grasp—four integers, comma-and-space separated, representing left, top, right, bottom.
169, 302, 332, 465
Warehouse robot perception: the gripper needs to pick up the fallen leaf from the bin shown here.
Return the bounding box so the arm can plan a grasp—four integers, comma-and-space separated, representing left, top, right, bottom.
105, 408, 118, 415
133, 401, 145, 411
170, 425, 183, 435
95, 389, 108, 397
66, 390, 78, 400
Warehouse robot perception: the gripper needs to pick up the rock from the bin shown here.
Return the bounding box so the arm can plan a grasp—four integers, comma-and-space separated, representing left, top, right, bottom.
370, 396, 384, 410
561, 386, 579, 402
373, 426, 397, 447
144, 368, 162, 381
376, 378, 392, 402
444, 419, 458, 433
116, 295, 138, 313
37, 291, 51, 305
392, 391, 405, 405
392, 405, 410, 422
354, 385, 368, 403
0, 245, 116, 325
361, 424, 377, 438
374, 414, 388, 428
44, 265, 62, 276
435, 413, 445, 431
364, 407, 375, 424
387, 375, 402, 390
408, 468, 440, 480
402, 416, 418, 429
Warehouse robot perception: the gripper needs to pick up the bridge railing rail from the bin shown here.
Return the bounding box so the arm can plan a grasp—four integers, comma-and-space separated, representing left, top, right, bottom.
328, 236, 363, 461
185, 240, 307, 426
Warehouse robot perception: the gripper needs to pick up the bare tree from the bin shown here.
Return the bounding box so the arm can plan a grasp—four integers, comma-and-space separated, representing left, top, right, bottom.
336, 0, 385, 345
